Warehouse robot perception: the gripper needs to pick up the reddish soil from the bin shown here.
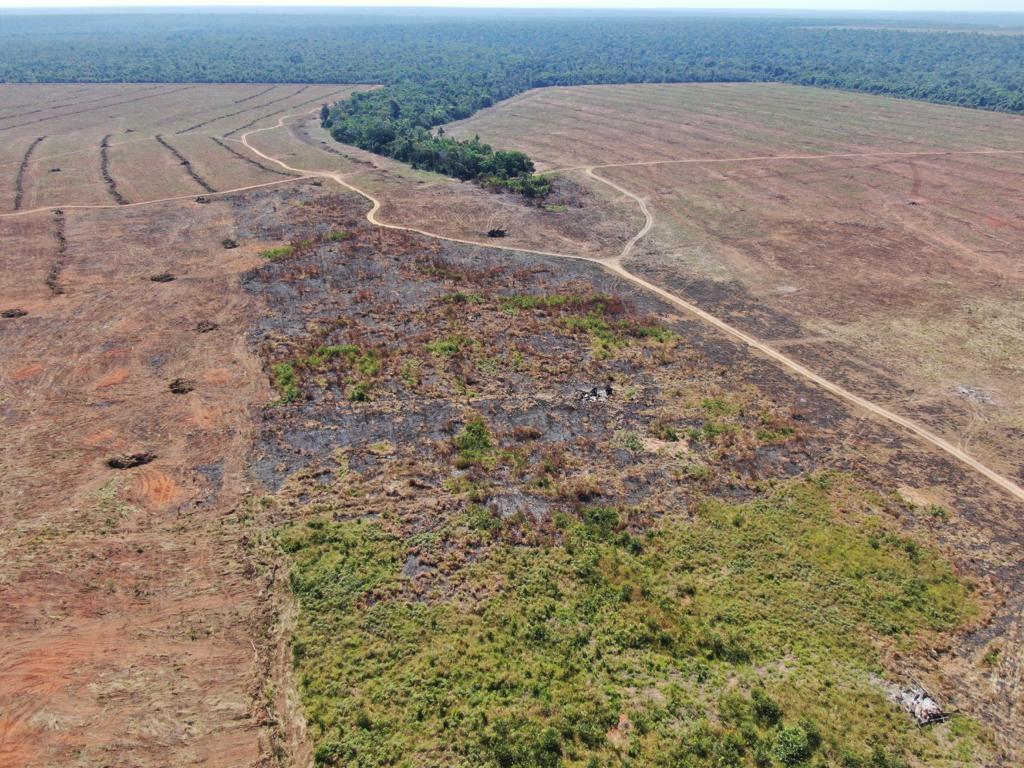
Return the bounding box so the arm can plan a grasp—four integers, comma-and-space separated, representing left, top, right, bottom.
0, 182, 330, 766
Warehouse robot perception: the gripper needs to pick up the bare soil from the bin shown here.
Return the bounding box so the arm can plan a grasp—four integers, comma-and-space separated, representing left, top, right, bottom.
3, 81, 1024, 765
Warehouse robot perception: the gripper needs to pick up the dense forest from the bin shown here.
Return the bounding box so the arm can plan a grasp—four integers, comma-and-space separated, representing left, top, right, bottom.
4, 10, 1024, 192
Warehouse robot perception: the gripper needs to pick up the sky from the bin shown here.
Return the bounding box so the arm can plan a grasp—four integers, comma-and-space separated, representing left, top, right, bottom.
2, 0, 1022, 12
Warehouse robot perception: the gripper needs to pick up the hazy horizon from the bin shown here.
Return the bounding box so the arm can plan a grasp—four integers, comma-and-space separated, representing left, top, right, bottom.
2, 2, 1024, 16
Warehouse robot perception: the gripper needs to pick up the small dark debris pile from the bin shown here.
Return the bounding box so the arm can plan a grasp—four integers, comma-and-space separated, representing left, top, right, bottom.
169, 378, 196, 394
2, 309, 27, 318
196, 196, 211, 204
150, 273, 175, 283
107, 452, 156, 469
576, 384, 614, 403
49, 167, 61, 173
221, 238, 239, 249
196, 320, 219, 333
486, 228, 506, 238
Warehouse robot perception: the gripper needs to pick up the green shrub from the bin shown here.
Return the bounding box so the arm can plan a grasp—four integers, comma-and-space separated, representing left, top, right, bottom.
454, 417, 493, 465
260, 245, 294, 261
427, 334, 470, 357
271, 361, 300, 403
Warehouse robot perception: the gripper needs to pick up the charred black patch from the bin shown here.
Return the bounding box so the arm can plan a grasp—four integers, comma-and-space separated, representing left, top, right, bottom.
2, 308, 28, 318
107, 452, 156, 469
150, 272, 175, 283
169, 378, 196, 394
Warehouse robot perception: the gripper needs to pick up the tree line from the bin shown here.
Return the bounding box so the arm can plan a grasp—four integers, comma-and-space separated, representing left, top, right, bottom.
4, 11, 1023, 193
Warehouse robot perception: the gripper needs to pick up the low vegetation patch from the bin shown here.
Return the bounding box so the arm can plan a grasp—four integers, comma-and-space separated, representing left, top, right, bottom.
261, 245, 295, 261
271, 361, 301, 403
279, 475, 989, 768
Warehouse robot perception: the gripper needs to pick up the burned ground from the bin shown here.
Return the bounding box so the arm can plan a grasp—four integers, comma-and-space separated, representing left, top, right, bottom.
3, 81, 1024, 767
238, 189, 1024, 765
451, 84, 1024, 483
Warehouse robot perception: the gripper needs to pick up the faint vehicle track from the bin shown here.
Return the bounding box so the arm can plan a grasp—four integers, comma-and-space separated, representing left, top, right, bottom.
541, 147, 1024, 174
100, 135, 129, 205
239, 111, 1024, 505
13, 136, 45, 211
176, 85, 310, 134
0, 85, 197, 133
154, 134, 217, 194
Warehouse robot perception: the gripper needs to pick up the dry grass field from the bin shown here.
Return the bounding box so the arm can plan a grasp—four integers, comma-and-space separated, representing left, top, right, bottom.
0, 83, 369, 210
450, 83, 1024, 482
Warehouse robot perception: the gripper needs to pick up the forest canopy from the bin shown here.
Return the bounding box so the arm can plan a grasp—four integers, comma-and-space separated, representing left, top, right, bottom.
5, 10, 1023, 193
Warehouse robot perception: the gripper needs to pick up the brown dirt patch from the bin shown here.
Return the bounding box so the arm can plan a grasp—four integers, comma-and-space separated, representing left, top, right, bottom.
0, 180, 339, 765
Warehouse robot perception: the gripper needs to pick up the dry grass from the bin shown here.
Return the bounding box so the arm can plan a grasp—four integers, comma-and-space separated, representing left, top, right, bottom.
0, 84, 371, 212
449, 83, 1024, 478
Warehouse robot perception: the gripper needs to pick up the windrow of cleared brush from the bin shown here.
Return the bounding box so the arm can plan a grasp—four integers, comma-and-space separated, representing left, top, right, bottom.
210, 136, 297, 178
45, 208, 68, 294
13, 135, 44, 210
233, 84, 277, 104
100, 134, 129, 205
154, 134, 216, 194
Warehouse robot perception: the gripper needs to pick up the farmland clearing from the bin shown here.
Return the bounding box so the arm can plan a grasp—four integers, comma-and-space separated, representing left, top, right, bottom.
450, 83, 1024, 482
0, 84, 369, 211
1, 81, 1023, 766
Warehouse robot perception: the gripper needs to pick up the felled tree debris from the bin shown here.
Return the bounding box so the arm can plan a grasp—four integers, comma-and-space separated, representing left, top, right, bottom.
107, 452, 156, 469
169, 378, 196, 394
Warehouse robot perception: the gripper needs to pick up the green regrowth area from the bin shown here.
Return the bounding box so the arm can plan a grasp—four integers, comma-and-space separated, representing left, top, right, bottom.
279, 475, 989, 768
453, 417, 495, 468
497, 292, 678, 358
271, 361, 300, 404
270, 344, 382, 404
260, 245, 295, 261
563, 314, 679, 359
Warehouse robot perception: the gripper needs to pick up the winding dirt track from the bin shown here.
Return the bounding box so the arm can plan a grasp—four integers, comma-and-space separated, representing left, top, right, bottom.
239, 112, 1024, 505
0, 107, 1018, 503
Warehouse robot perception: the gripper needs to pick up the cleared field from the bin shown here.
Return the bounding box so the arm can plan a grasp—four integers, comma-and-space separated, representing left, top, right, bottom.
451, 83, 1024, 169
0, 83, 370, 211
4, 80, 1024, 766
245, 113, 642, 259
451, 83, 1024, 480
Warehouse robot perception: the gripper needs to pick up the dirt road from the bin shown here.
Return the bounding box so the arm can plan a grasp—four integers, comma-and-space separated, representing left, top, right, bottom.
240, 111, 1024, 505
